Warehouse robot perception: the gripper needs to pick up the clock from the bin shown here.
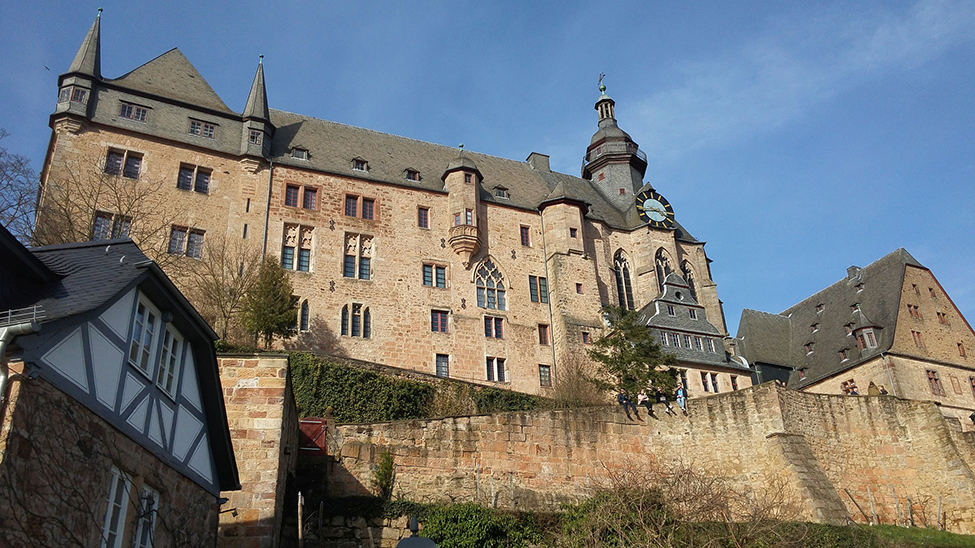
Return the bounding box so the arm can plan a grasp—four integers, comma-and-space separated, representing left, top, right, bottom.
636, 189, 675, 228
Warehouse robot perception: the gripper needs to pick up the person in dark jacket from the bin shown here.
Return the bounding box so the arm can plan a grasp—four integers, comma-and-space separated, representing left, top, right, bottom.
655, 387, 674, 415
617, 388, 640, 421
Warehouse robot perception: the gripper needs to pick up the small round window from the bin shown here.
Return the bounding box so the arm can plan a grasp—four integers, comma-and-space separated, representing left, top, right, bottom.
675, 291, 683, 300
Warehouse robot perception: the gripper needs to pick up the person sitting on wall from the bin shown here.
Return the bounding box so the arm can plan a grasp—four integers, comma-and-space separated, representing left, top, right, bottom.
617, 388, 641, 421
848, 383, 860, 396
655, 387, 674, 415
674, 383, 688, 416
868, 381, 881, 396
637, 388, 656, 418
879, 385, 889, 395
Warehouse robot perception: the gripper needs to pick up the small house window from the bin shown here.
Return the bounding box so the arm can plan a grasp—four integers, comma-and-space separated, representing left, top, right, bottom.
353, 159, 368, 171
406, 169, 420, 181
291, 148, 309, 160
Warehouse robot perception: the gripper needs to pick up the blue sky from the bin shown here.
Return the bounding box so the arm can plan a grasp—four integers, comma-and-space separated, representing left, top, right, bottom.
1, 1, 973, 334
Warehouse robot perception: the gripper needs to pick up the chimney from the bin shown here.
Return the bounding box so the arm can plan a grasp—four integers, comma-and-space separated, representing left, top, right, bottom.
526, 152, 550, 172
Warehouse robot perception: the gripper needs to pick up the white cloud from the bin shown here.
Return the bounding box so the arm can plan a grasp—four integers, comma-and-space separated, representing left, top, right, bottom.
635, 0, 975, 160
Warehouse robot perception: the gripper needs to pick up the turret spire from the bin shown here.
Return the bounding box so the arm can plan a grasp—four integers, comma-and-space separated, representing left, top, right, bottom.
67, 9, 102, 78
242, 55, 270, 122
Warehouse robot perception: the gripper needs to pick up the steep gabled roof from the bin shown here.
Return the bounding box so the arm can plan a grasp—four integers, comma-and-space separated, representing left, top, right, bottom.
66, 12, 101, 78
242, 59, 270, 122
110, 49, 234, 114
736, 248, 924, 386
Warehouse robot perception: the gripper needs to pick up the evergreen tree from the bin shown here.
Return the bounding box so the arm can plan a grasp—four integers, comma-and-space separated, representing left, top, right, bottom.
241, 258, 296, 349
587, 305, 679, 393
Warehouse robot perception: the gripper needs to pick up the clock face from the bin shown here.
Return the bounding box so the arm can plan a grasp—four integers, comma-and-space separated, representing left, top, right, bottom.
636, 189, 675, 228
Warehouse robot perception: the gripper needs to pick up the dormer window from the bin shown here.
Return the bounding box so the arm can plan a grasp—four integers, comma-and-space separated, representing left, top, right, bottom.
811, 323, 819, 333
855, 283, 864, 292
689, 309, 698, 320
494, 186, 509, 199
189, 119, 216, 139
353, 159, 368, 171
815, 303, 824, 313
291, 148, 309, 160
805, 343, 814, 355
406, 169, 420, 181
856, 328, 878, 350
248, 129, 263, 145
118, 102, 148, 123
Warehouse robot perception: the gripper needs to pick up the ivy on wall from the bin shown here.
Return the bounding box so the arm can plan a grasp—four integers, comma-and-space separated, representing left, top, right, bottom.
289, 353, 546, 423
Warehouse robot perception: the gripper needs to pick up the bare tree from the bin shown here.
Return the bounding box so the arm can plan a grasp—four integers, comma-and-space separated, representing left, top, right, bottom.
0, 129, 38, 243
552, 350, 608, 408
34, 152, 181, 269
182, 236, 262, 341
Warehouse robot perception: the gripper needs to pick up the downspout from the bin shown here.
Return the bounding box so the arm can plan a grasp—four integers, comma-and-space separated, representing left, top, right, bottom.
538, 211, 558, 373
0, 321, 41, 406
881, 352, 898, 397
261, 161, 275, 262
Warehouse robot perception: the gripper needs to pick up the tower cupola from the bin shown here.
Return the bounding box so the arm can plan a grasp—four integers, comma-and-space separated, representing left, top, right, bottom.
53, 9, 103, 132
241, 55, 273, 163
581, 77, 648, 212
442, 146, 482, 267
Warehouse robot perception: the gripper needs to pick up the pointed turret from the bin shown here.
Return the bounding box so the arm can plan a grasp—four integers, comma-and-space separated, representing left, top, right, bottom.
581, 77, 648, 212
243, 56, 270, 122
240, 56, 273, 163
443, 146, 482, 267
53, 9, 103, 133
67, 9, 102, 78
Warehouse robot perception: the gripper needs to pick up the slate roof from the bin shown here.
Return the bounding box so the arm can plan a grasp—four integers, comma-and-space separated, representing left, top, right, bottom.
67, 12, 101, 78
736, 248, 923, 387
110, 49, 235, 115
266, 109, 700, 238
638, 273, 745, 370
242, 60, 270, 122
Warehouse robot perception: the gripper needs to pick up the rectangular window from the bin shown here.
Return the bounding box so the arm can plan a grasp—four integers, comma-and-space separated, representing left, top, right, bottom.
839, 349, 848, 361
454, 213, 461, 226
248, 129, 263, 145
486, 357, 505, 382
711, 372, 719, 392
343, 255, 355, 277
581, 331, 591, 345
436, 354, 449, 378
431, 310, 449, 333
104, 149, 142, 179
60, 86, 89, 104
297, 248, 311, 272
157, 327, 182, 397
91, 212, 131, 241
576, 283, 583, 294
912, 330, 924, 348
343, 233, 372, 279
418, 207, 430, 228
538, 324, 550, 345
731, 376, 738, 391
528, 276, 549, 303
484, 316, 503, 339
667, 305, 676, 316
101, 467, 130, 548
133, 485, 159, 548
520, 226, 531, 247
694, 337, 703, 351
189, 119, 216, 138
354, 159, 367, 171
701, 371, 710, 392
406, 169, 420, 181
168, 226, 205, 258
464, 173, 472, 184
569, 227, 578, 238
285, 185, 299, 207
683, 335, 692, 348
959, 343, 967, 357
303, 187, 318, 210
669, 333, 680, 347
927, 370, 945, 396
345, 195, 358, 216
422, 264, 446, 288
660, 331, 669, 346
118, 102, 148, 122
282, 246, 295, 270
706, 339, 716, 353
186, 229, 204, 259
689, 309, 698, 320
358, 256, 371, 280
539, 365, 552, 387
362, 198, 375, 220
177, 165, 194, 191
351, 303, 363, 337
465, 209, 473, 226
129, 299, 159, 376
486, 357, 494, 382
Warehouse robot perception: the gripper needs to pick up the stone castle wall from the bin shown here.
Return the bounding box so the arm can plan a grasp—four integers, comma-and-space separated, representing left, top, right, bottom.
329, 383, 975, 533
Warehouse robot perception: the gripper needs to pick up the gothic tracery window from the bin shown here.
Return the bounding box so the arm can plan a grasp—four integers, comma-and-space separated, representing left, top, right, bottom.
614, 250, 635, 310
475, 259, 506, 310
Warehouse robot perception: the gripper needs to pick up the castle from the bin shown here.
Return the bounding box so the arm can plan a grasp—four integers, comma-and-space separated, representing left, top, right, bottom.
38, 13, 749, 397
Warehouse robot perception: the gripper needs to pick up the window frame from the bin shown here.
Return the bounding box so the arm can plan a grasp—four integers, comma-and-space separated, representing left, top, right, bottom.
100, 467, 130, 548
189, 119, 216, 139
520, 226, 531, 247
431, 310, 449, 333
91, 211, 132, 241
484, 316, 504, 339
538, 365, 552, 387
475, 260, 506, 311
291, 147, 309, 160
342, 233, 371, 280
104, 149, 142, 179
417, 207, 430, 229
302, 187, 318, 210
248, 129, 263, 145
128, 298, 161, 378
927, 369, 945, 396
118, 101, 148, 123
528, 275, 548, 304
436, 354, 449, 378
285, 185, 300, 207
167, 226, 205, 259
156, 325, 183, 399
538, 324, 550, 346
132, 485, 159, 548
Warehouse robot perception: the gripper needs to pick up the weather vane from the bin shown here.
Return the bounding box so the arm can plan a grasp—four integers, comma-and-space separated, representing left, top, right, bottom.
598, 73, 606, 93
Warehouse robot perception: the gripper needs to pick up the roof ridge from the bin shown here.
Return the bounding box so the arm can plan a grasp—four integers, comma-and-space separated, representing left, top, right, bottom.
270, 108, 569, 174
31, 238, 137, 253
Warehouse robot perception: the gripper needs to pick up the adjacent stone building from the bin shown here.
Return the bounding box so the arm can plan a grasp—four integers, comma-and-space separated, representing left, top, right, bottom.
0, 224, 239, 547
37, 13, 736, 395
737, 248, 975, 425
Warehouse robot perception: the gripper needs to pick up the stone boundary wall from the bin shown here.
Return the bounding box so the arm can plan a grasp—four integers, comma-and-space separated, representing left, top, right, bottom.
330, 383, 975, 534
217, 355, 300, 548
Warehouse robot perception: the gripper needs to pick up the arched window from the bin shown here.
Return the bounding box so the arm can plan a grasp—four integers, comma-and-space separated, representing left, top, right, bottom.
655, 249, 673, 292
475, 260, 506, 310
614, 251, 635, 310
299, 301, 310, 331
340, 303, 370, 338
681, 261, 698, 301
